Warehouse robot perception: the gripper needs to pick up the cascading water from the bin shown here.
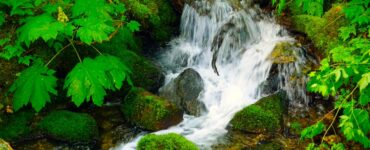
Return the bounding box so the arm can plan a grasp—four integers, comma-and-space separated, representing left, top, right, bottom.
115, 0, 309, 149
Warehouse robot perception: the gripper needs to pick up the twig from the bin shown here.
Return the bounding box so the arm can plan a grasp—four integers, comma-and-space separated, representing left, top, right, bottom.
90, 45, 103, 55
69, 39, 82, 62
45, 43, 72, 66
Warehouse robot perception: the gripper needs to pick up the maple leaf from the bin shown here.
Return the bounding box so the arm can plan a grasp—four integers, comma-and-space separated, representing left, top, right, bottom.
9, 63, 57, 112
17, 14, 65, 47
64, 55, 131, 107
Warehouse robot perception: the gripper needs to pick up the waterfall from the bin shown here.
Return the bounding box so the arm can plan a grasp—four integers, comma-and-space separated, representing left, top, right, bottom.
115, 0, 309, 149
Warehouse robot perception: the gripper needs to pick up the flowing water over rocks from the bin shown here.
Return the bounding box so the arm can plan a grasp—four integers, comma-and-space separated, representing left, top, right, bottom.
115, 0, 310, 149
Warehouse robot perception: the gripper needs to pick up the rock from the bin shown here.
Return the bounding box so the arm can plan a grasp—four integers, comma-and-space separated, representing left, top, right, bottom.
38, 110, 99, 143
269, 42, 297, 64
160, 68, 206, 116
0, 139, 13, 150
137, 133, 199, 150
0, 111, 34, 141
121, 88, 183, 131
101, 124, 140, 150
229, 93, 286, 133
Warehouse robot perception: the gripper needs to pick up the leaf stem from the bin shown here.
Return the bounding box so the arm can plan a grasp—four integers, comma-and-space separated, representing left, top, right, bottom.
320, 85, 358, 144
69, 39, 82, 62
90, 45, 103, 55
45, 43, 72, 67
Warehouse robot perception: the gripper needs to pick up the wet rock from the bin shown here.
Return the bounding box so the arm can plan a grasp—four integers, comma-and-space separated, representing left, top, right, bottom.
101, 124, 140, 150
0, 139, 13, 150
137, 133, 199, 150
253, 0, 271, 8
159, 68, 206, 116
38, 110, 99, 143
0, 111, 34, 141
268, 42, 297, 64
229, 93, 286, 133
121, 88, 183, 131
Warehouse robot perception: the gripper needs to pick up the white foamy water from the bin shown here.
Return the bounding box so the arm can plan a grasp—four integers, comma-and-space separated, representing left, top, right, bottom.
115, 0, 307, 149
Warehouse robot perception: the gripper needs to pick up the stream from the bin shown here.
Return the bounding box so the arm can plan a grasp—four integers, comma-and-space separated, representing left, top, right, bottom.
115, 0, 308, 149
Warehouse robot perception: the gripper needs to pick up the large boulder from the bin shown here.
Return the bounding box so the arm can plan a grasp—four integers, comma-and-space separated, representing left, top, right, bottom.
229, 93, 286, 133
137, 133, 199, 150
121, 88, 183, 131
159, 68, 206, 116
38, 110, 99, 143
268, 42, 297, 64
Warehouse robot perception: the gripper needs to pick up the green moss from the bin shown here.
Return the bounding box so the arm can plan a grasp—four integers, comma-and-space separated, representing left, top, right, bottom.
38, 110, 98, 143
291, 4, 348, 56
125, 0, 178, 42
269, 42, 297, 64
230, 93, 285, 133
137, 133, 199, 150
0, 139, 13, 150
121, 88, 183, 131
230, 105, 280, 133
0, 111, 34, 141
255, 142, 283, 150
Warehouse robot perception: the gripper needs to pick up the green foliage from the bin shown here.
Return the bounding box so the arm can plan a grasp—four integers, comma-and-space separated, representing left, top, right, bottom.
9, 63, 57, 112
273, 0, 324, 16
0, 0, 140, 112
300, 121, 326, 139
137, 133, 199, 150
64, 55, 132, 107
38, 110, 98, 142
0, 111, 34, 141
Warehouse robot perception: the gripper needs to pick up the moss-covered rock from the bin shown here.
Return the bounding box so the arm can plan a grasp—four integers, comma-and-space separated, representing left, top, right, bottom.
0, 139, 13, 150
0, 111, 34, 141
124, 0, 178, 42
229, 93, 286, 133
38, 110, 98, 143
255, 142, 283, 150
269, 42, 297, 64
137, 133, 199, 150
291, 4, 348, 55
121, 88, 183, 131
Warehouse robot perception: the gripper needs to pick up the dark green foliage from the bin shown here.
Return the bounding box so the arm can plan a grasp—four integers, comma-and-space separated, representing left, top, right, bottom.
124, 0, 177, 42
38, 110, 98, 142
0, 111, 34, 141
9, 63, 57, 112
137, 133, 199, 150
121, 88, 183, 131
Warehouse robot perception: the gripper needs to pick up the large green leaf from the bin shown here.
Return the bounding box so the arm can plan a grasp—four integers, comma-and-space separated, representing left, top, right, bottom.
9, 64, 57, 112
74, 18, 115, 45
17, 14, 65, 47
64, 55, 131, 107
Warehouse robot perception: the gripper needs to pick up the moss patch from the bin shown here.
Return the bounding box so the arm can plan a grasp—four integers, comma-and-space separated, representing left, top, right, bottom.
0, 111, 34, 141
38, 110, 98, 143
121, 88, 183, 131
137, 133, 199, 150
269, 42, 297, 64
230, 93, 285, 133
124, 0, 178, 42
0, 139, 13, 150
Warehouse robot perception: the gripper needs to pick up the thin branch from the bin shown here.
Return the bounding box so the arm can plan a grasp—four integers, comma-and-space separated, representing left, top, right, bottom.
69, 39, 82, 62
320, 85, 358, 144
45, 43, 72, 66
90, 45, 103, 55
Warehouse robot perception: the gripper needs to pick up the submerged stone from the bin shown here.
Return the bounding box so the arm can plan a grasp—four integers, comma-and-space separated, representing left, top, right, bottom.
229, 93, 286, 133
121, 88, 183, 131
38, 110, 99, 143
137, 133, 199, 150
